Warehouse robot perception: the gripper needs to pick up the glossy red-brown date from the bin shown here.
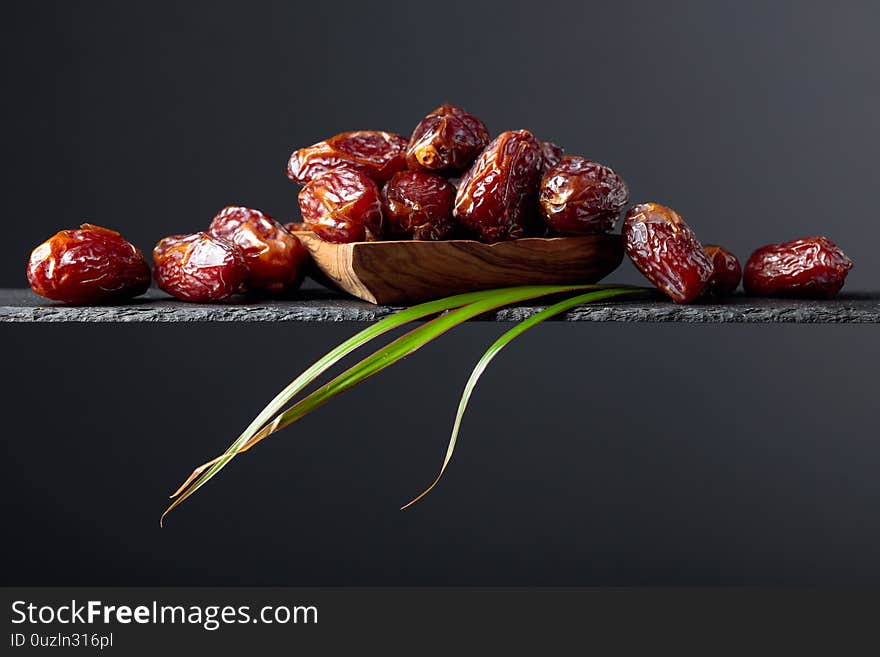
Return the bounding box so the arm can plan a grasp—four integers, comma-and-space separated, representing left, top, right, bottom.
298, 168, 384, 243
623, 203, 713, 304
538, 156, 628, 235
453, 130, 543, 242
153, 232, 248, 302
406, 104, 490, 174
209, 206, 309, 294
381, 171, 455, 240
284, 222, 310, 234
27, 224, 150, 304
287, 131, 408, 184
743, 236, 852, 298
703, 244, 742, 297
539, 140, 565, 169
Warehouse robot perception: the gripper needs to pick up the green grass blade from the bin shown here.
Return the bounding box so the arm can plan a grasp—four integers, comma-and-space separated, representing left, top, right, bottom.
401, 286, 646, 510
235, 285, 602, 445
162, 284, 607, 525
167, 287, 542, 499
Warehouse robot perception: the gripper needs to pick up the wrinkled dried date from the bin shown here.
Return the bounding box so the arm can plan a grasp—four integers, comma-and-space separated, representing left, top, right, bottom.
381, 171, 455, 240
539, 140, 565, 170
538, 156, 628, 235
453, 129, 544, 242
209, 206, 310, 294
284, 222, 310, 234
623, 203, 713, 304
153, 232, 248, 302
287, 131, 408, 184
406, 104, 490, 174
703, 245, 742, 297
27, 224, 151, 304
743, 236, 852, 298
298, 168, 384, 243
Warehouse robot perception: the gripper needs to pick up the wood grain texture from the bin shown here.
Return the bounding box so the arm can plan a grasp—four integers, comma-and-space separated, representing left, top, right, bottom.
295, 233, 624, 304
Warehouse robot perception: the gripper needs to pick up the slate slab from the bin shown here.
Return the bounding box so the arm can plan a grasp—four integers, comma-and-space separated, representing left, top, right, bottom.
3, 287, 879, 323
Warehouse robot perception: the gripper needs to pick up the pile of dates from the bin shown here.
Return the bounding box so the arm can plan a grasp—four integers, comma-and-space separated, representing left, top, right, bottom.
288, 105, 626, 243
28, 208, 311, 303
26, 103, 852, 304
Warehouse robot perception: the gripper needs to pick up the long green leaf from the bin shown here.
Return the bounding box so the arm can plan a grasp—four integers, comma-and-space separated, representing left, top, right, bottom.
162, 284, 608, 525
167, 287, 547, 500
401, 286, 646, 509
235, 285, 605, 448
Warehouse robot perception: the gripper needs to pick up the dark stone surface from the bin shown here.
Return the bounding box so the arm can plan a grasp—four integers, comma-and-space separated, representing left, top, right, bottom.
3, 287, 879, 323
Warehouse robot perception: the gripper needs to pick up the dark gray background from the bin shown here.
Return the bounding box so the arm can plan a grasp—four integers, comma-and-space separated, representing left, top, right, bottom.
2, 1, 878, 585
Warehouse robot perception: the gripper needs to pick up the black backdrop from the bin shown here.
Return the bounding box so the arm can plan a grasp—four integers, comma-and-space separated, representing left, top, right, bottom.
2, 1, 878, 585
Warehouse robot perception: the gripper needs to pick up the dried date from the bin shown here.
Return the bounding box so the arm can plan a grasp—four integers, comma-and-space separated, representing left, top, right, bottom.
453, 129, 544, 242
298, 168, 384, 243
539, 140, 565, 169
381, 171, 455, 240
27, 224, 151, 304
287, 131, 408, 184
538, 156, 628, 235
743, 236, 852, 298
703, 244, 742, 297
209, 206, 310, 294
623, 203, 713, 304
284, 222, 310, 234
153, 232, 248, 302
406, 104, 490, 174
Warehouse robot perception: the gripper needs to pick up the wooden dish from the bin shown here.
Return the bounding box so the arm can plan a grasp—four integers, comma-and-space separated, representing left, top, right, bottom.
294, 232, 623, 305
